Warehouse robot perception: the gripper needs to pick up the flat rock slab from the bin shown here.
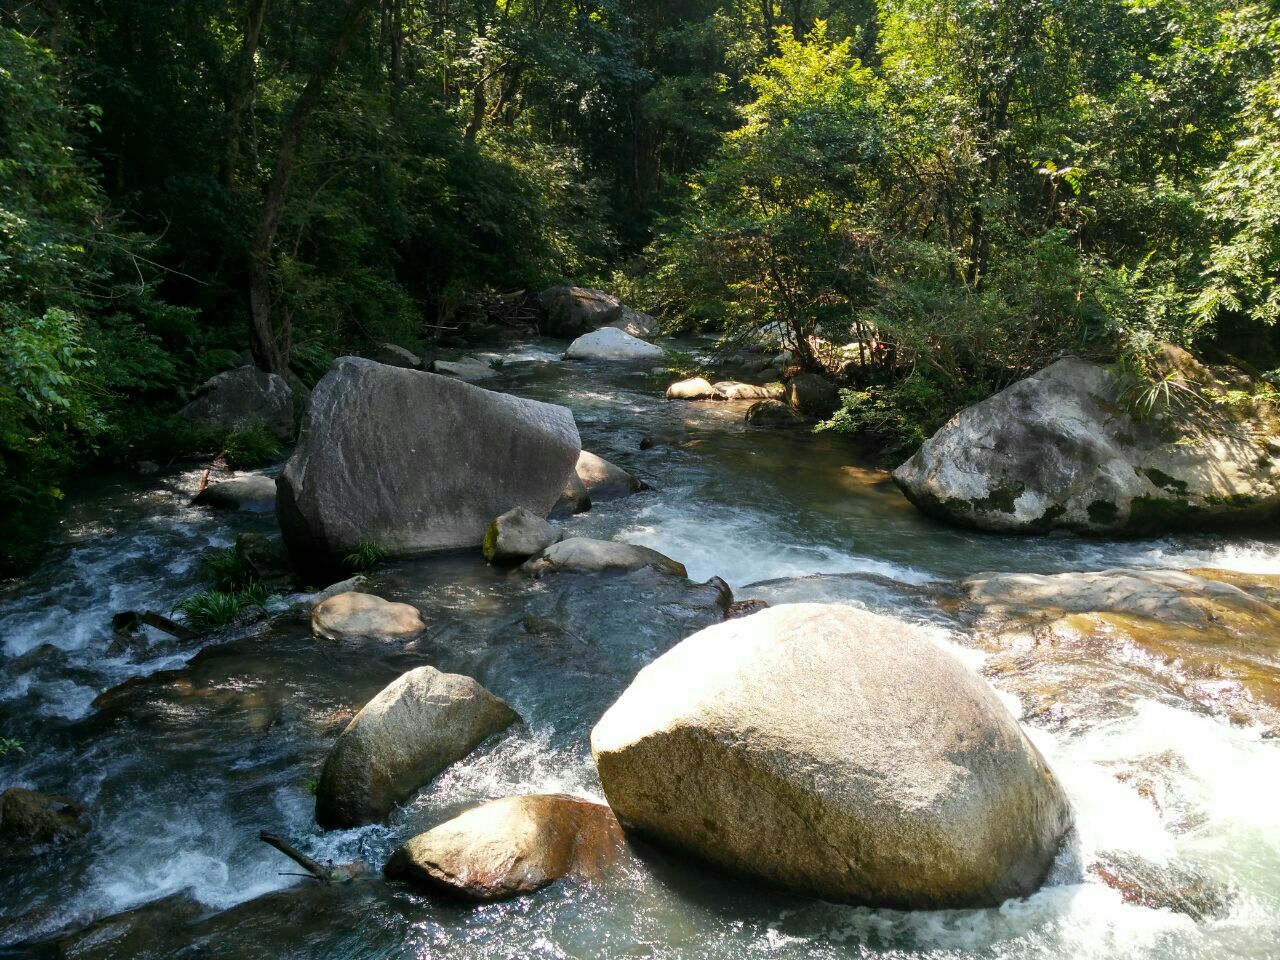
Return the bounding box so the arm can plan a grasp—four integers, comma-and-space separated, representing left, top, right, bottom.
316, 666, 519, 829
385, 794, 624, 900
276, 357, 580, 579
591, 602, 1072, 909
312, 592, 426, 640
521, 538, 686, 578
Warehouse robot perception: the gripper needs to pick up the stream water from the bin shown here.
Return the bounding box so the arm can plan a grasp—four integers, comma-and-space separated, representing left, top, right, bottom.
1, 340, 1278, 959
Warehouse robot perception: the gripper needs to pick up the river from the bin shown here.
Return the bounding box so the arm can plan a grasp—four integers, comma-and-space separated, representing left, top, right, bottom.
1, 340, 1277, 958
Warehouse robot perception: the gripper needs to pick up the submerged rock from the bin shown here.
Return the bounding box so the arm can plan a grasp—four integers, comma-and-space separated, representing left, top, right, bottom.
538, 286, 622, 337
591, 603, 1072, 908
565, 327, 665, 361
316, 666, 519, 829
432, 356, 497, 380
483, 506, 562, 564
893, 349, 1280, 534
0, 788, 90, 857
575, 450, 646, 501
665, 377, 723, 401
960, 567, 1280, 733
276, 358, 580, 579
1089, 851, 1235, 921
745, 399, 804, 427
521, 538, 687, 578
191, 474, 277, 512
713, 381, 785, 401
384, 794, 624, 901
179, 365, 295, 441
312, 592, 427, 640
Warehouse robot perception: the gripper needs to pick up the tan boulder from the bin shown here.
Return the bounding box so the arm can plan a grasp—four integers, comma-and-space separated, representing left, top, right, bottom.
312, 592, 426, 640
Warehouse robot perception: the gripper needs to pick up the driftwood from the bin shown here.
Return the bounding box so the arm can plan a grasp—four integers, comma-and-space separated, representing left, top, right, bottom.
110, 610, 198, 641
258, 832, 370, 884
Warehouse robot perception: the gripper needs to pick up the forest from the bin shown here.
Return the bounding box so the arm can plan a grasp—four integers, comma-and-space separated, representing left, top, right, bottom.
2, 0, 1279, 571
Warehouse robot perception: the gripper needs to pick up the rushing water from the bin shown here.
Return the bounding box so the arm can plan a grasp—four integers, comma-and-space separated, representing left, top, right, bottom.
1, 340, 1278, 959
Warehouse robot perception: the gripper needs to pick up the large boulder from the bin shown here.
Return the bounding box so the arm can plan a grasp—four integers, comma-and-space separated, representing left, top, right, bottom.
960, 567, 1280, 733
608, 307, 660, 340
311, 592, 427, 640
521, 538, 686, 578
0, 788, 90, 857
591, 603, 1072, 908
276, 358, 581, 579
575, 450, 646, 501
483, 506, 562, 564
179, 366, 295, 441
384, 794, 624, 901
191, 474, 277, 512
565, 327, 665, 362
785, 373, 839, 418
666, 377, 723, 401
893, 351, 1280, 534
316, 666, 519, 829
538, 286, 622, 337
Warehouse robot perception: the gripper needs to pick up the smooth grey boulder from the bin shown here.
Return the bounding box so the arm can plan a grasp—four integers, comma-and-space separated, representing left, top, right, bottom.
483, 506, 562, 563
666, 377, 723, 401
191, 474, 277, 512
575, 450, 646, 501
565, 328, 664, 361
591, 603, 1072, 908
316, 666, 519, 829
538, 286, 622, 337
893, 348, 1280, 534
179, 366, 295, 441
714, 381, 785, 401
521, 538, 686, 578
312, 591, 426, 640
276, 358, 580, 579
432, 356, 497, 380
785, 373, 839, 418
384, 794, 624, 901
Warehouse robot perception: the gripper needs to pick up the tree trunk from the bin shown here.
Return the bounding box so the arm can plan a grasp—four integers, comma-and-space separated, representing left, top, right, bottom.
220, 0, 270, 189
247, 0, 378, 374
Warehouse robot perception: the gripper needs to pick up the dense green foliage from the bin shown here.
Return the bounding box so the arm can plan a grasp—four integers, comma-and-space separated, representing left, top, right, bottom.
1, 0, 1278, 566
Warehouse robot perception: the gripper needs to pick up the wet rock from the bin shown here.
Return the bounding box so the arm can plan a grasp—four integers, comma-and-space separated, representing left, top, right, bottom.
713, 381, 785, 401
608, 306, 660, 340
785, 373, 839, 418
893, 348, 1280, 534
665, 377, 723, 401
236, 531, 296, 591
312, 592, 427, 640
565, 327, 665, 361
179, 365, 295, 441
640, 434, 679, 450
276, 357, 580, 579
192, 474, 278, 512
745, 399, 804, 427
370, 343, 421, 369
960, 568, 1280, 733
384, 794, 624, 901
432, 356, 497, 380
1089, 851, 1235, 921
316, 665, 519, 828
725, 598, 769, 620
309, 575, 370, 605
591, 603, 1072, 908
521, 538, 687, 579
483, 506, 562, 564
538, 286, 622, 337
0, 788, 90, 856
575, 450, 646, 501
551, 471, 592, 517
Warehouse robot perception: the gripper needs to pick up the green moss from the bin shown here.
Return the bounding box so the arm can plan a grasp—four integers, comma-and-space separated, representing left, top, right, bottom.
1202, 492, 1257, 507
1087, 499, 1121, 525
1126, 495, 1202, 533
481, 522, 499, 561
970, 485, 1022, 514
1141, 467, 1189, 495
